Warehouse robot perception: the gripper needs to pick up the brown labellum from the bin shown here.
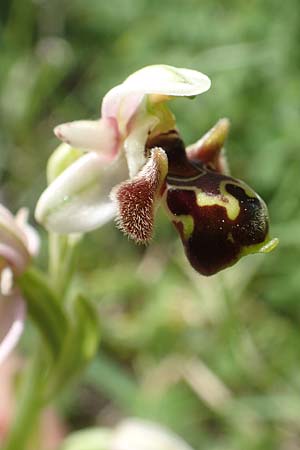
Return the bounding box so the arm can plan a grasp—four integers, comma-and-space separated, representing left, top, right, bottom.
149, 123, 278, 276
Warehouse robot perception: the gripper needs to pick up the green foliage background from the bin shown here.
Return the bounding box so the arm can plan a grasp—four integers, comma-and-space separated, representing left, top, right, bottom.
1, 0, 300, 448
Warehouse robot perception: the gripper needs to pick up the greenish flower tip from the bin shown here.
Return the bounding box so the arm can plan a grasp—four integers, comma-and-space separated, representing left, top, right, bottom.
35, 64, 278, 276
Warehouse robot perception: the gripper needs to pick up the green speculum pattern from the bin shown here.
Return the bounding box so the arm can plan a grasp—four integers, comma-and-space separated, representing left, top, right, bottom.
147, 131, 274, 276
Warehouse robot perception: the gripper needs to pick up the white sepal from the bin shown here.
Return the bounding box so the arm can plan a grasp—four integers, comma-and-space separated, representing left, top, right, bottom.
123, 64, 211, 97
102, 65, 211, 137
35, 152, 128, 233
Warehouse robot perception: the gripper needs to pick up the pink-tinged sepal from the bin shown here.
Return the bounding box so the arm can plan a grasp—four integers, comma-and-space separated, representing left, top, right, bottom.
111, 148, 168, 244
54, 117, 120, 157
186, 118, 230, 174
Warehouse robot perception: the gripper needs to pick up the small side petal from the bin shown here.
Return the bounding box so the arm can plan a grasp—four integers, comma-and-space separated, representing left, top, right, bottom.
110, 147, 168, 244
54, 117, 120, 155
35, 153, 128, 233
186, 118, 230, 173
0, 293, 25, 366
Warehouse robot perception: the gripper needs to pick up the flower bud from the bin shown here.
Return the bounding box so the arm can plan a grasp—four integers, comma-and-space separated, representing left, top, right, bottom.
47, 143, 84, 184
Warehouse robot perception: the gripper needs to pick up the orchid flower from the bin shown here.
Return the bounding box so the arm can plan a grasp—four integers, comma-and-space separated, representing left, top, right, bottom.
0, 205, 39, 365
35, 64, 277, 276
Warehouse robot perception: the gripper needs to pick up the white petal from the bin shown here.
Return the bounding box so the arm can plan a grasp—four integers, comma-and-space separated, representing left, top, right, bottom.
54, 117, 120, 155
35, 152, 128, 233
0, 205, 30, 273
124, 114, 159, 178
102, 86, 144, 133
0, 293, 25, 366
102, 65, 211, 135
123, 65, 211, 97
111, 419, 194, 450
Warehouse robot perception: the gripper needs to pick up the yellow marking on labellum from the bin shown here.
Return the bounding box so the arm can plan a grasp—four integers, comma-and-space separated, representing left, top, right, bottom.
161, 194, 195, 240
181, 215, 194, 239
196, 180, 241, 221
167, 170, 205, 184
174, 214, 194, 240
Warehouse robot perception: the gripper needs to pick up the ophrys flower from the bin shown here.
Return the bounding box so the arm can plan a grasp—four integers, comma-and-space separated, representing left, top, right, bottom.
35, 65, 277, 275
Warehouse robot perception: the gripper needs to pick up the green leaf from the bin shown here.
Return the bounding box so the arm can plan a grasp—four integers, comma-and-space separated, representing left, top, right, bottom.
17, 267, 68, 357
85, 352, 139, 411
46, 293, 100, 398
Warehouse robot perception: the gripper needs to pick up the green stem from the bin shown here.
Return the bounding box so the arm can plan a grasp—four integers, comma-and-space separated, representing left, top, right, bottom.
49, 232, 60, 286
3, 348, 45, 450
18, 267, 68, 357
4, 229, 80, 449
49, 232, 79, 299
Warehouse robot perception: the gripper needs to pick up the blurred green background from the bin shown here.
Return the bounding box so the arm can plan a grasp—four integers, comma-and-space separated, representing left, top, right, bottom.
1, 0, 300, 449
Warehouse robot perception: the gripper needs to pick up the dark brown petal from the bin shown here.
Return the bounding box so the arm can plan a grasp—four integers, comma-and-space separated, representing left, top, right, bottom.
186, 118, 230, 174
110, 148, 168, 244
